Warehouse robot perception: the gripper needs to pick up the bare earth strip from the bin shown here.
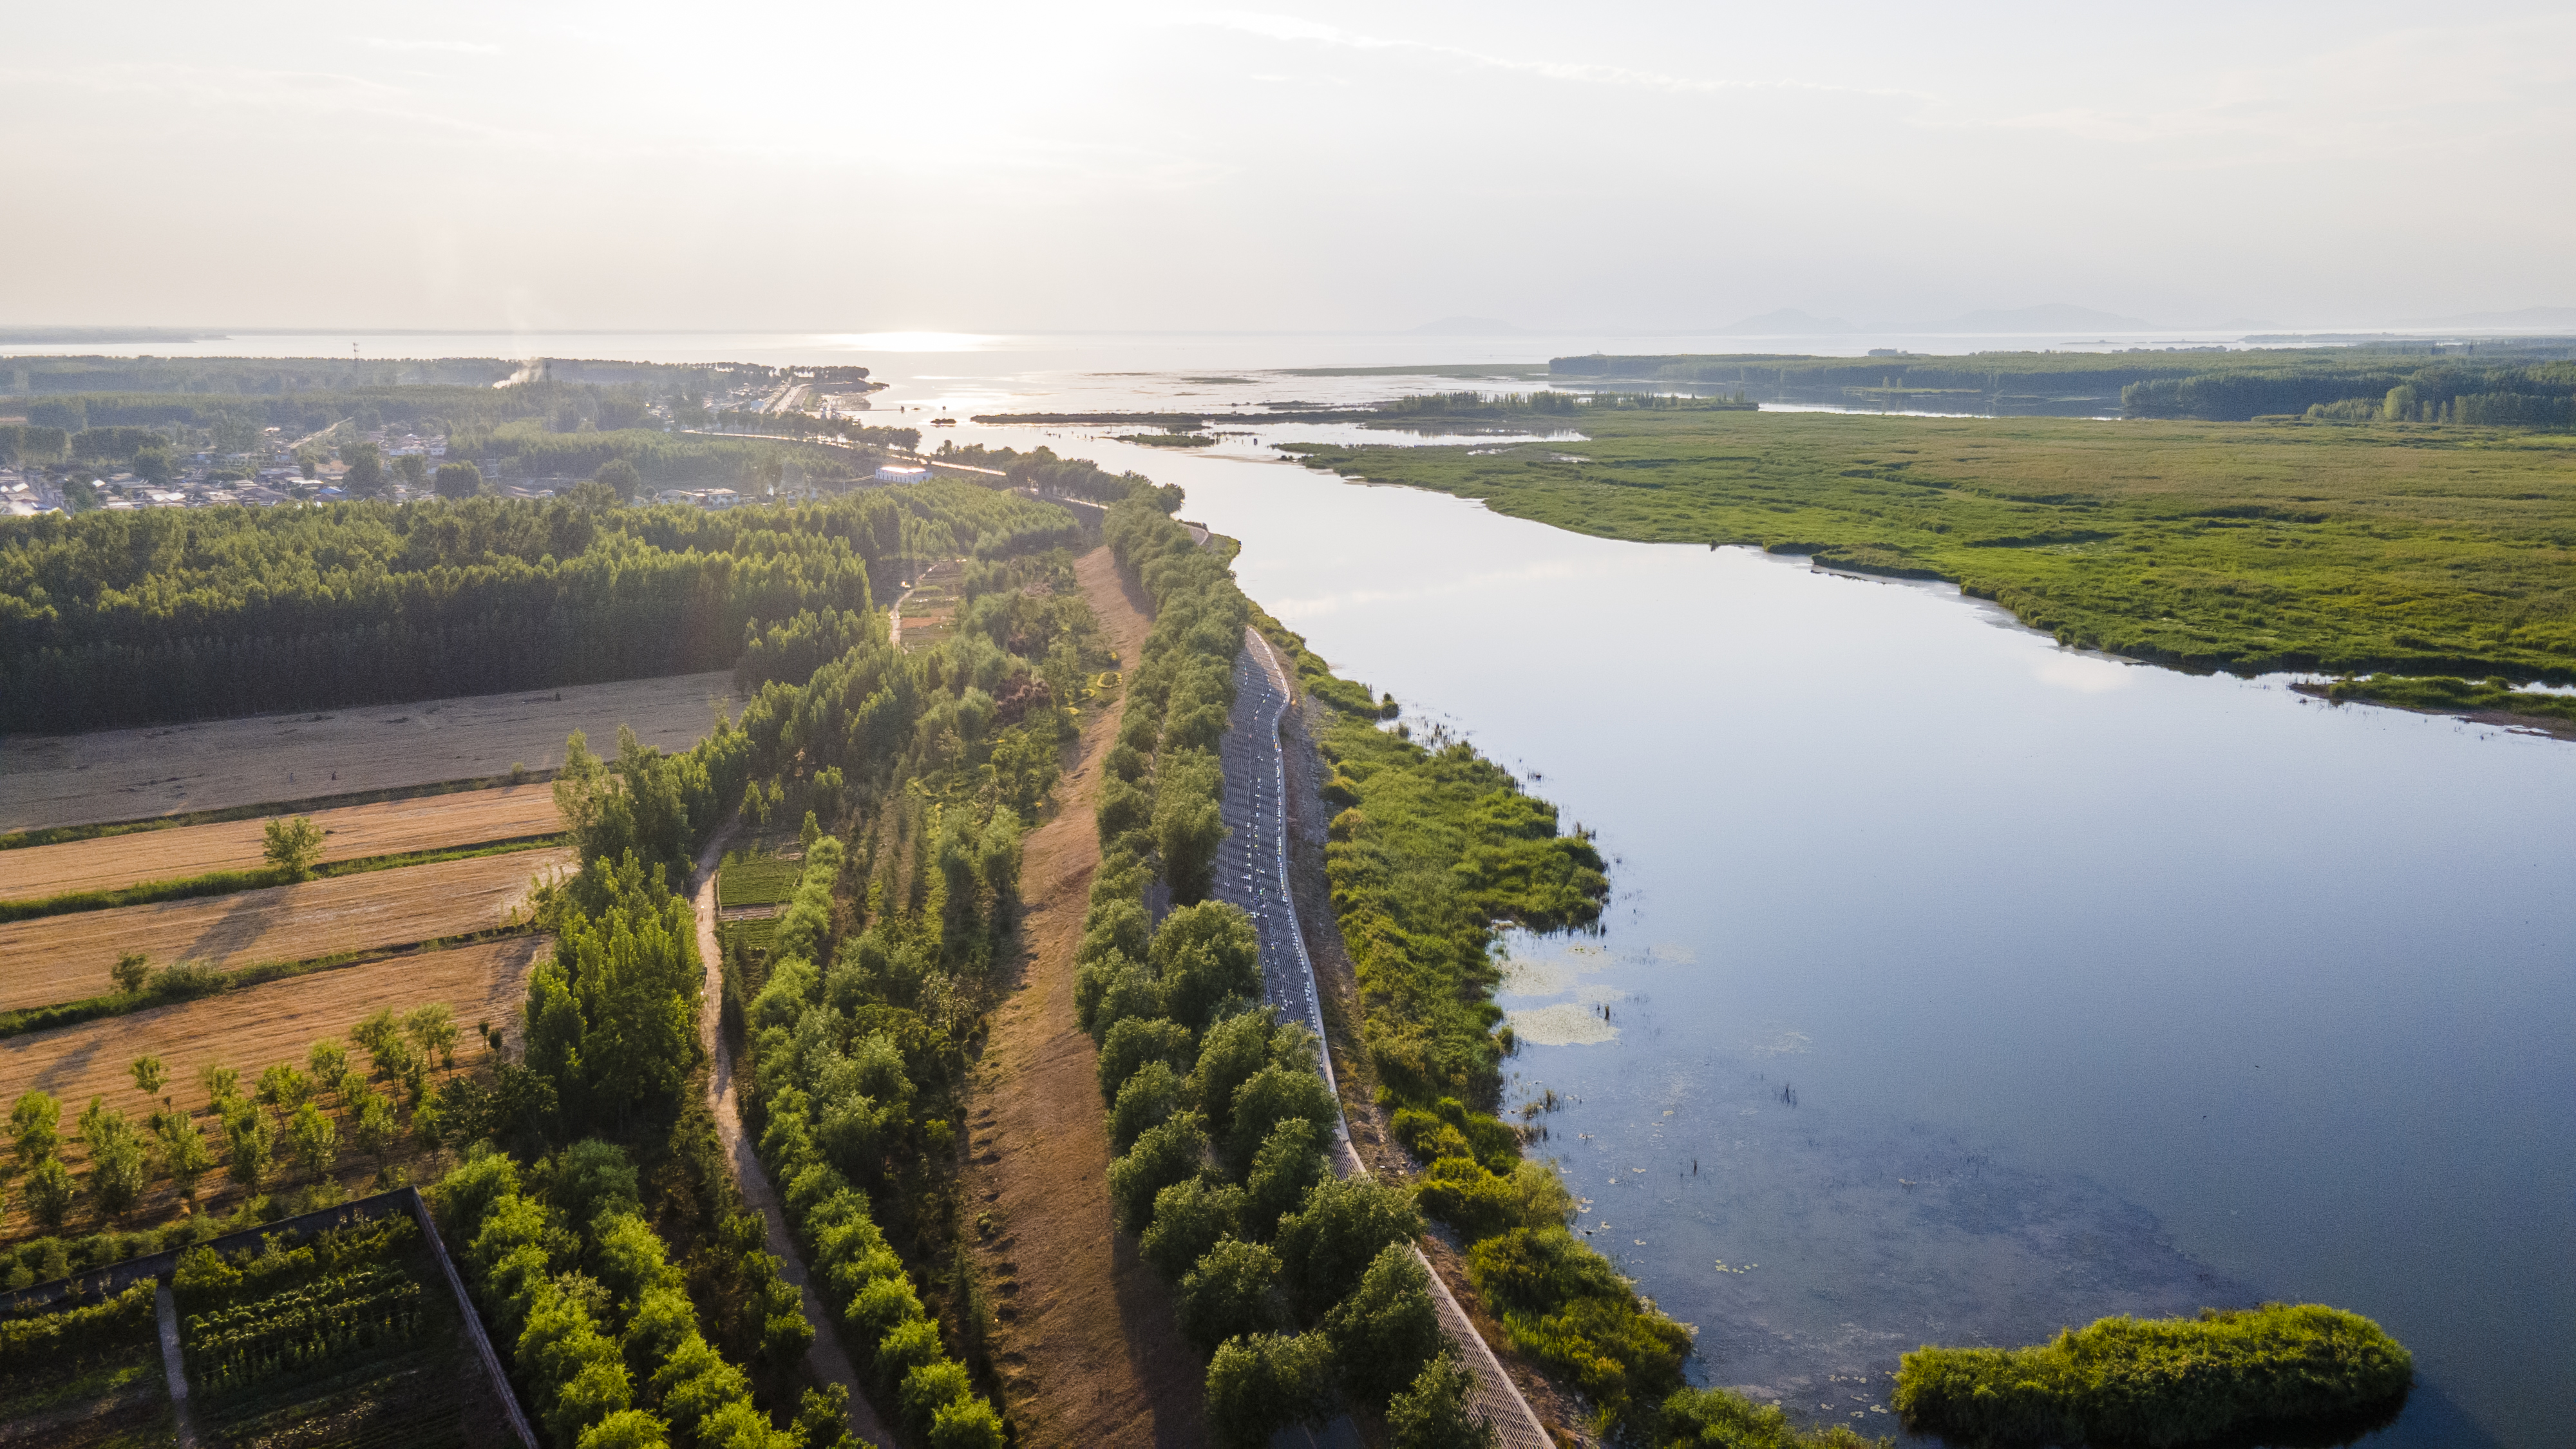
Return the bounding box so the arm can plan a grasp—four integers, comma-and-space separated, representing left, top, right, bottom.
0, 848, 572, 1010
966, 546, 1208, 1449
3, 783, 564, 901
0, 936, 544, 1122
0, 670, 740, 833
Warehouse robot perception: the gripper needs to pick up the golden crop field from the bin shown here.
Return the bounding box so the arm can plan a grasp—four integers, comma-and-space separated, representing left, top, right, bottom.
2, 782, 564, 902
0, 936, 545, 1237
0, 936, 545, 1120
0, 669, 739, 833
0, 848, 572, 1012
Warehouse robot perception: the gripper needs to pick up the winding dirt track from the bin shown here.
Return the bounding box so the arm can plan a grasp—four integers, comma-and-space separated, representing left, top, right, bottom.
3, 784, 562, 902
691, 828, 897, 1449
966, 546, 1208, 1448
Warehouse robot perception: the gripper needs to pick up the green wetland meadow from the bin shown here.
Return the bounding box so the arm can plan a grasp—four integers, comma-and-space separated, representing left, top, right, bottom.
1283, 408, 2576, 691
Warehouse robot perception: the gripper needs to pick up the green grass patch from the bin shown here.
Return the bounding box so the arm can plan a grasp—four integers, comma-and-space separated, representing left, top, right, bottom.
1893, 1303, 2411, 1448
0, 835, 564, 923
2306, 674, 2576, 733
1285, 409, 2576, 681
715, 851, 802, 909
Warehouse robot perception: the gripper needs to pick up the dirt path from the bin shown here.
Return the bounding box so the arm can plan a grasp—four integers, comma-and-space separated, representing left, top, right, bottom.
690, 826, 897, 1449
964, 547, 1208, 1449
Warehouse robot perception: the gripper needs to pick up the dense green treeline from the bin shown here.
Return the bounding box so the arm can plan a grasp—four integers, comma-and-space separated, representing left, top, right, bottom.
1540, 346, 2576, 423
454, 421, 904, 488
709, 548, 1113, 1446
1286, 410, 2576, 685
1892, 1304, 2412, 1447
2126, 360, 2576, 424
1077, 493, 1478, 1448
701, 412, 922, 454
918, 440, 1178, 507
1381, 391, 1753, 417
0, 482, 1080, 732
1086, 494, 1799, 1444
398, 544, 1105, 1446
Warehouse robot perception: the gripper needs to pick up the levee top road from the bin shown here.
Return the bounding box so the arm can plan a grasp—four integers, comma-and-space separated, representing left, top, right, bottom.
0, 671, 741, 833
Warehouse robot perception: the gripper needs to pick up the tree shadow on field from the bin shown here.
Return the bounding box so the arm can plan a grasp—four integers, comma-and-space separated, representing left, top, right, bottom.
175, 878, 304, 967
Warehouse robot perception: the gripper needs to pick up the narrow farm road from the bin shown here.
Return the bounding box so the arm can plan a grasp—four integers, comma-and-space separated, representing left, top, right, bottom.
964, 546, 1210, 1448
690, 824, 897, 1449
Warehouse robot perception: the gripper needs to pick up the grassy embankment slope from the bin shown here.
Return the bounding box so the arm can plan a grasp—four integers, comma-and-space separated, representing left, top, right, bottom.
1285, 408, 2576, 722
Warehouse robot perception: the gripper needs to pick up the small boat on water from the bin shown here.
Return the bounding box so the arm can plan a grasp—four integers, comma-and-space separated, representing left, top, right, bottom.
930, 417, 956, 426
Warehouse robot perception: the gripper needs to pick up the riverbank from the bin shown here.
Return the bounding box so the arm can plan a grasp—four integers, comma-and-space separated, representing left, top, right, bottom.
1277, 408, 2576, 703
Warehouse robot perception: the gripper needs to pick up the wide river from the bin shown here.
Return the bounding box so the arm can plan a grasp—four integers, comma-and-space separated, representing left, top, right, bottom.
41, 332, 2576, 1445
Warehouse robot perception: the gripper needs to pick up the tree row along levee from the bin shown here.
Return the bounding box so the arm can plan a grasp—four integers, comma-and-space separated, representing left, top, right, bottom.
1213, 626, 1557, 1449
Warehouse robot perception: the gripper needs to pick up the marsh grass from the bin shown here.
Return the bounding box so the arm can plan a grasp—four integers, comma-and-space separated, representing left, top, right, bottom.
1285, 410, 2576, 685
1892, 1303, 2411, 1449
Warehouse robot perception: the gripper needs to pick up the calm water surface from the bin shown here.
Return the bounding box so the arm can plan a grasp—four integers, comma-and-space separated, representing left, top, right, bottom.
44, 334, 2566, 1445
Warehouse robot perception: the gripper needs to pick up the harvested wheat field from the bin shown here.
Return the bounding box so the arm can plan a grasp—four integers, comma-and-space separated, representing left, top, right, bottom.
1, 669, 739, 833
0, 935, 545, 1238
0, 935, 545, 1117
2, 783, 564, 902
0, 848, 572, 1012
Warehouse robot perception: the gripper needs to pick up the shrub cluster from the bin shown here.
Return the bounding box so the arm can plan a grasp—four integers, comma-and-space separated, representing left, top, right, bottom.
717, 548, 1112, 1447
437, 1148, 800, 1449
1891, 1303, 2413, 1448
0, 1278, 156, 1374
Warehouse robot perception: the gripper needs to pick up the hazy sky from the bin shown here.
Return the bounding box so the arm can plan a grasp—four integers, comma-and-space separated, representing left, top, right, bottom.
8, 1, 2570, 333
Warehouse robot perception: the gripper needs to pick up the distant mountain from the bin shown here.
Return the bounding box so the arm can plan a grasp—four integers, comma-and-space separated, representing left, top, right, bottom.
1408, 316, 1526, 336
1716, 308, 1855, 335
2394, 305, 2576, 330
1918, 303, 2157, 334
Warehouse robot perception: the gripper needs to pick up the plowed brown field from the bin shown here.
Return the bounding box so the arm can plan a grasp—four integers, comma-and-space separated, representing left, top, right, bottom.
0, 848, 572, 1011
3, 784, 563, 902
1, 670, 739, 833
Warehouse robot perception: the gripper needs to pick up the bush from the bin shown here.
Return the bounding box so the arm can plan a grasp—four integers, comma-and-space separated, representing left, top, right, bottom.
1142, 1176, 1245, 1280
1108, 1060, 1184, 1154
1106, 1110, 1209, 1233
1179, 1236, 1291, 1352
1097, 1016, 1195, 1103
1205, 1331, 1336, 1449
1274, 1176, 1422, 1318
1388, 1354, 1497, 1449
1891, 1303, 2413, 1448
1323, 1243, 1445, 1409
1223, 1065, 1337, 1177
0, 1280, 155, 1373
1241, 1118, 1324, 1239
899, 1360, 974, 1439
